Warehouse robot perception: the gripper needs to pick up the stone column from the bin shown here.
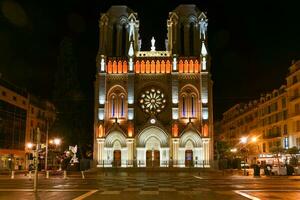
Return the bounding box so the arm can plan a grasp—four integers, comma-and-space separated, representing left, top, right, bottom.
137, 147, 146, 167
172, 138, 179, 165
126, 139, 134, 167
96, 138, 105, 167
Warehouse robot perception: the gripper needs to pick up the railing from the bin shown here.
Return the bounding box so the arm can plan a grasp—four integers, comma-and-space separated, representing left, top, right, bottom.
97, 159, 211, 168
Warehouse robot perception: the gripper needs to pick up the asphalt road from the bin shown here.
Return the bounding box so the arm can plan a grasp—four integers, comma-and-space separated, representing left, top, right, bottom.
0, 171, 299, 200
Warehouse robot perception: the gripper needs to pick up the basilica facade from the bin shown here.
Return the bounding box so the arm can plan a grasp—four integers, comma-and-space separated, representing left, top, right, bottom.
94, 5, 213, 167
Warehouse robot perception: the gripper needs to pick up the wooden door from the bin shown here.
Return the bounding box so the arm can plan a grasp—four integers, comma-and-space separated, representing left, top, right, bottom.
113, 150, 121, 167
146, 150, 152, 167
153, 150, 160, 167
185, 150, 193, 167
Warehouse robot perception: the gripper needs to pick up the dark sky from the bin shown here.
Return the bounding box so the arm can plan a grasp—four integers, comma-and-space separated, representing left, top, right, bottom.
1, 0, 300, 120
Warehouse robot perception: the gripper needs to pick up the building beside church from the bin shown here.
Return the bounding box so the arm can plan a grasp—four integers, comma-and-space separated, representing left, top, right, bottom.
94, 5, 213, 167
220, 60, 300, 164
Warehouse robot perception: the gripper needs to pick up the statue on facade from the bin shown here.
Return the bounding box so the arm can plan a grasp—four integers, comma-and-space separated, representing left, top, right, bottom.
199, 18, 208, 39
151, 36, 156, 51
129, 19, 135, 40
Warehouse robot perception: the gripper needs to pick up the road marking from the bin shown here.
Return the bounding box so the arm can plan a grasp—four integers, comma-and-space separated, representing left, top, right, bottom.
0, 189, 97, 192
193, 176, 203, 179
72, 190, 98, 200
234, 190, 260, 200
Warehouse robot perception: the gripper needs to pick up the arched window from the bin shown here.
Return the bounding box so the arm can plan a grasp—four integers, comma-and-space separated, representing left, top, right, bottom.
182, 96, 186, 117
112, 96, 116, 117
107, 86, 127, 119
120, 95, 125, 117
180, 85, 199, 119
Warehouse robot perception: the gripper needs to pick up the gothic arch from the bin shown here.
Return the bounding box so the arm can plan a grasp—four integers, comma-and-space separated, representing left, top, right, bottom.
179, 131, 202, 148
137, 126, 169, 147
105, 131, 127, 148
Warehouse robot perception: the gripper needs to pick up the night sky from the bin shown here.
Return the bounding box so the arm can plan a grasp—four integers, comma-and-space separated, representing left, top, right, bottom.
1, 0, 300, 121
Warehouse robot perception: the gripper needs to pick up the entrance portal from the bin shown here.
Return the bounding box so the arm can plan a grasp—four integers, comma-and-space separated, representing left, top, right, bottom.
113, 150, 121, 167
146, 150, 160, 167
185, 150, 193, 167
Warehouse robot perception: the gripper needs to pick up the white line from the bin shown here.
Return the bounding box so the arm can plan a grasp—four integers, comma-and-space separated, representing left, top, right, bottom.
193, 176, 203, 179
0, 189, 96, 192
238, 189, 300, 192
72, 190, 98, 200
234, 191, 260, 200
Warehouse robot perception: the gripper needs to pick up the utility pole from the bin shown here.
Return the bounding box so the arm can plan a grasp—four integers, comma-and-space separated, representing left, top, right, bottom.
45, 120, 49, 172
34, 127, 41, 192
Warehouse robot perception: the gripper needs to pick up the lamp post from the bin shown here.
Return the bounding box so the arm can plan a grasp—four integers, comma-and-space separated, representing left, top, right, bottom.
240, 136, 257, 176
45, 120, 49, 172
34, 127, 41, 192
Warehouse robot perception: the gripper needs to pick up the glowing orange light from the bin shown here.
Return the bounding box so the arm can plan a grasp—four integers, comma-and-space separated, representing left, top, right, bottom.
107, 61, 112, 74
112, 61, 117, 74
128, 125, 133, 137
189, 60, 194, 73
179, 60, 183, 73
194, 60, 199, 73
135, 61, 140, 73
118, 61, 122, 73
98, 124, 104, 137
156, 60, 160, 73
184, 60, 189, 73
141, 60, 145, 73
166, 60, 171, 73
161, 60, 165, 73
203, 124, 208, 137
151, 60, 155, 73
172, 123, 178, 137
123, 61, 128, 73
146, 60, 150, 73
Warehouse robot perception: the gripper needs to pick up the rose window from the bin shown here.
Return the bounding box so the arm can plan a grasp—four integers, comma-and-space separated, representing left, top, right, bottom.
139, 88, 166, 114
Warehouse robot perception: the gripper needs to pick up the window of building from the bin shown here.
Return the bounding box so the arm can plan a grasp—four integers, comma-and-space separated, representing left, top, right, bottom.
296, 120, 300, 132
13, 96, 17, 101
2, 91, 6, 96
293, 76, 297, 84
284, 137, 289, 149
31, 107, 34, 114
263, 143, 266, 152
294, 88, 299, 98
284, 124, 288, 135
282, 97, 286, 108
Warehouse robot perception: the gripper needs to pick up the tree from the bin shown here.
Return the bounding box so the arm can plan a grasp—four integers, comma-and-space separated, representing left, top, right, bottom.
287, 146, 299, 166
270, 145, 285, 169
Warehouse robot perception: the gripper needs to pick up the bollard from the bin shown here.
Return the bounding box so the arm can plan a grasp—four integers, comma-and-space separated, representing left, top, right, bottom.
11, 171, 15, 179
46, 171, 49, 179
63, 170, 67, 179
28, 171, 32, 179
81, 171, 85, 179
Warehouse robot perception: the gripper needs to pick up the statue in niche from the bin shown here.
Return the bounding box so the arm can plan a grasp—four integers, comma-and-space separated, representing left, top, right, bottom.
199, 18, 208, 39
129, 19, 135, 40
151, 36, 156, 51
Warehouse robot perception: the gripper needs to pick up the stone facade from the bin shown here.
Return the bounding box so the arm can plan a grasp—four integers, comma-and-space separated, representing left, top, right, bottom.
94, 5, 213, 167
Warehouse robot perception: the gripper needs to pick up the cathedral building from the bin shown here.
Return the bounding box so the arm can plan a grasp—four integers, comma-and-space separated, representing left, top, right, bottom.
93, 5, 213, 167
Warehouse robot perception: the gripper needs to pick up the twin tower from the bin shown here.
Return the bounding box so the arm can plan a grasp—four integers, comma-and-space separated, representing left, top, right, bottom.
94, 4, 213, 168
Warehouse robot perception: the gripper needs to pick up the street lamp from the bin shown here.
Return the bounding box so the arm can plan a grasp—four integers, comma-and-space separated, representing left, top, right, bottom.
27, 143, 33, 149
54, 138, 61, 146
240, 137, 247, 144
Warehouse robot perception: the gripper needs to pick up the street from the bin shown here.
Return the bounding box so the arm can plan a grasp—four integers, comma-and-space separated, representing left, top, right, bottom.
0, 170, 300, 199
